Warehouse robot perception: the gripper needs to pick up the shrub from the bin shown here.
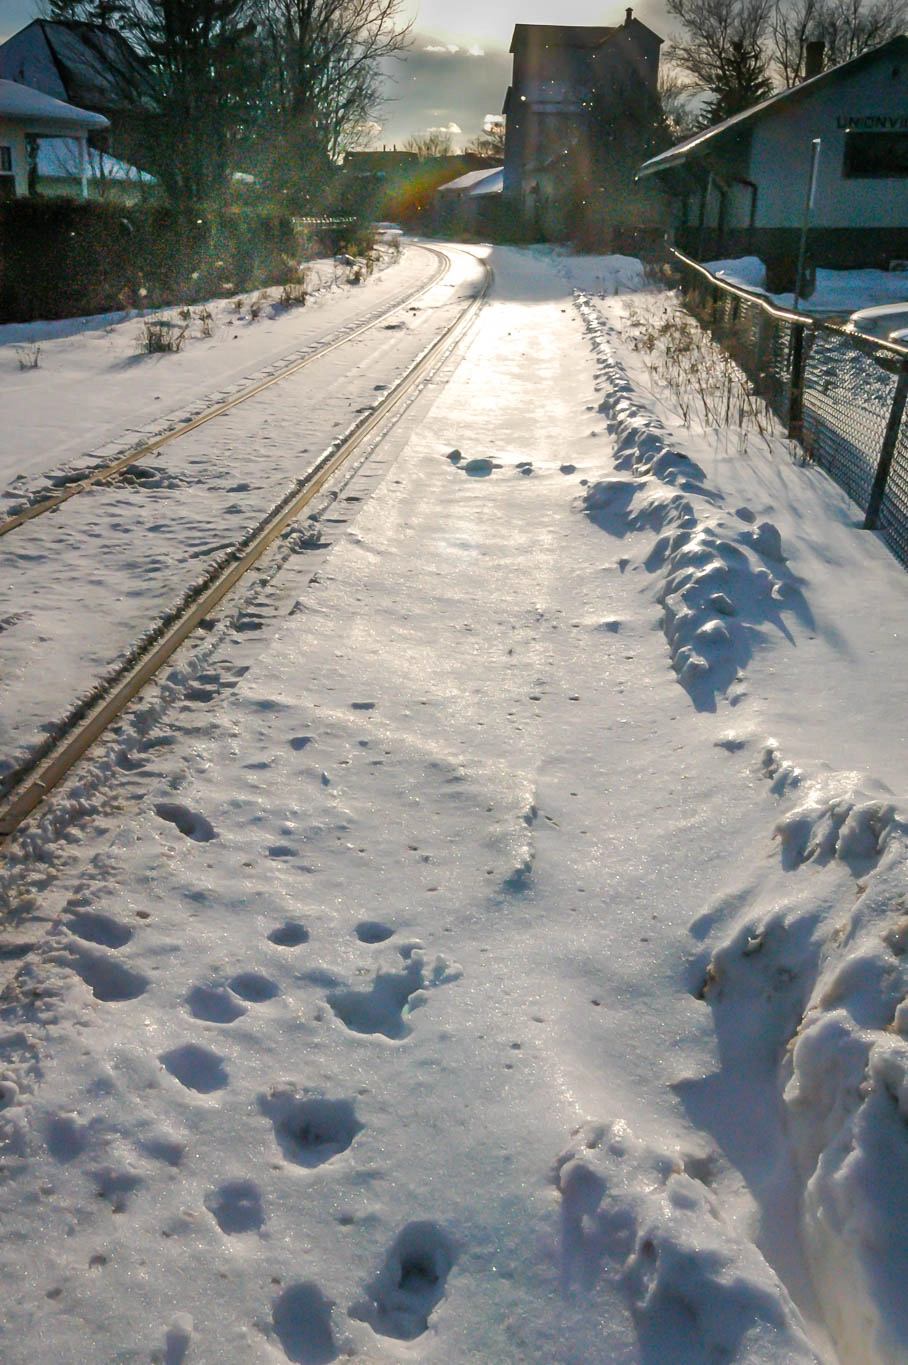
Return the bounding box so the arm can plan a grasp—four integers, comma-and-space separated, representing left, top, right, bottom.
139, 318, 188, 353
16, 343, 41, 369
0, 199, 304, 323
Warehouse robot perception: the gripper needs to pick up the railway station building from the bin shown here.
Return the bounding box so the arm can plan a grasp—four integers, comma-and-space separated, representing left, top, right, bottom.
637, 35, 908, 285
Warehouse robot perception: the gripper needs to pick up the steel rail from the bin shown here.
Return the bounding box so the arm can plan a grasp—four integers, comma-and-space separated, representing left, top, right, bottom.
0, 245, 451, 540
0, 253, 491, 841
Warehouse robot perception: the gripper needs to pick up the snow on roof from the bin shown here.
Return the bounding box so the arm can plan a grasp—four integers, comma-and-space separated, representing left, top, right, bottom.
36, 136, 154, 182
436, 166, 503, 196
0, 77, 108, 130
639, 34, 908, 178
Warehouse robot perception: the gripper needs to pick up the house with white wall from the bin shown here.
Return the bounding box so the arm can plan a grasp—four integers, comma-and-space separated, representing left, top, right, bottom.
0, 21, 157, 172
0, 79, 108, 198
638, 35, 908, 285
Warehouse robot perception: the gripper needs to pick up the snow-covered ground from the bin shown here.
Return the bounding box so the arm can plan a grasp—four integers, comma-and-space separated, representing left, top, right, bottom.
0, 243, 435, 487
705, 255, 908, 318
2, 244, 908, 1364
0, 245, 484, 784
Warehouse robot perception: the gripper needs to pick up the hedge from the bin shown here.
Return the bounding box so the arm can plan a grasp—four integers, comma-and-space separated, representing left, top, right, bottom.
0, 199, 305, 323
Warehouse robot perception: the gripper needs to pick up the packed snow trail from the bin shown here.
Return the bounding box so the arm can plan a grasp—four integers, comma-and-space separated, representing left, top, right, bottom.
3, 247, 908, 1362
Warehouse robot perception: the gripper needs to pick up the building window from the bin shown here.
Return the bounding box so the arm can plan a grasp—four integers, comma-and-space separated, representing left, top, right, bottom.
842, 130, 908, 178
0, 145, 15, 199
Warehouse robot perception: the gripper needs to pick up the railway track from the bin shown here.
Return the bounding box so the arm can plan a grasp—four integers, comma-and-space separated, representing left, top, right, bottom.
0, 246, 491, 843
0, 244, 451, 541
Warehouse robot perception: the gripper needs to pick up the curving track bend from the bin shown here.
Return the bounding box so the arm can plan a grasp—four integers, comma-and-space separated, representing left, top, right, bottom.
0, 243, 488, 836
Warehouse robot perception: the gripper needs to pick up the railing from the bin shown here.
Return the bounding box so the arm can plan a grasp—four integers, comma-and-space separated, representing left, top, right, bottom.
669, 247, 908, 567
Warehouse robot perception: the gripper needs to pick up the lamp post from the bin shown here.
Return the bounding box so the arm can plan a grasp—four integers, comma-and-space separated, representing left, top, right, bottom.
793, 137, 821, 311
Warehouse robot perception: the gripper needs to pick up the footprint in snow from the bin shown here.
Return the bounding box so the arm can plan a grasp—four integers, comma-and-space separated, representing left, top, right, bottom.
272, 1282, 337, 1364
327, 957, 425, 1039
206, 1179, 264, 1234
154, 801, 217, 842
161, 1316, 193, 1365
260, 1090, 363, 1167
228, 970, 280, 1002
66, 910, 132, 949
462, 457, 495, 477
351, 1222, 454, 1341
66, 946, 149, 1002
161, 1043, 228, 1093
186, 984, 246, 1023
354, 921, 394, 944
269, 920, 310, 947
45, 1112, 90, 1162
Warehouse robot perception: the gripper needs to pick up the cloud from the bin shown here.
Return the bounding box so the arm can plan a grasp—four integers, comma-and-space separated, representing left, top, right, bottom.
378, 35, 512, 147
427, 122, 463, 135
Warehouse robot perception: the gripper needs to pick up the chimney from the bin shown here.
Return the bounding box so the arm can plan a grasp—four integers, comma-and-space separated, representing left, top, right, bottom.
805, 40, 824, 79
625, 7, 633, 23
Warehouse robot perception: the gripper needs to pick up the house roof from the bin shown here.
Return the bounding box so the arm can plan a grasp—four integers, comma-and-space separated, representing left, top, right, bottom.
638, 33, 908, 178
0, 78, 109, 132
509, 16, 663, 55
436, 166, 504, 196
510, 25, 617, 53
0, 20, 156, 113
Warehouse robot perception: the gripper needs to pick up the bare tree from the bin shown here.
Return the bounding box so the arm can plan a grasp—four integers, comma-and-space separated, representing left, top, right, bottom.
657, 66, 701, 138
44, 0, 409, 205
667, 0, 775, 122
44, 0, 262, 202
464, 116, 505, 160
404, 130, 456, 158
772, 0, 907, 83
251, 0, 410, 192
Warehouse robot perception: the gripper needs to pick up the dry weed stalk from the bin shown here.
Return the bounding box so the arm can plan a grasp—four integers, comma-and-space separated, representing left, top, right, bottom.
622, 294, 778, 455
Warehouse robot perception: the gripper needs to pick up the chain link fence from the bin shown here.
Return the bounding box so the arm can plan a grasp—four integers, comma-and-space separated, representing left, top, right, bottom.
670, 247, 908, 568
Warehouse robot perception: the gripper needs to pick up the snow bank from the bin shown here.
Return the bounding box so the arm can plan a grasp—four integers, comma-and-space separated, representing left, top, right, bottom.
573, 272, 908, 1363
575, 292, 802, 712
703, 257, 908, 316
695, 767, 908, 1365
705, 257, 768, 291
554, 1120, 822, 1363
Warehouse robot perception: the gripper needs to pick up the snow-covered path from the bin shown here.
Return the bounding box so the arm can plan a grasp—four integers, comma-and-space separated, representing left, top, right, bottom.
3, 247, 908, 1364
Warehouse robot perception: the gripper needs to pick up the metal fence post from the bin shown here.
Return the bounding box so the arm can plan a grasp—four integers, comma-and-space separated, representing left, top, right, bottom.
865, 359, 908, 530
788, 323, 807, 441
753, 311, 771, 399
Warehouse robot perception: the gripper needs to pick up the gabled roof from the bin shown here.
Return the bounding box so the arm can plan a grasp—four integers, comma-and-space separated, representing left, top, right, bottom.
0, 20, 156, 113
510, 17, 662, 55
638, 33, 908, 177
510, 25, 617, 54
0, 77, 108, 132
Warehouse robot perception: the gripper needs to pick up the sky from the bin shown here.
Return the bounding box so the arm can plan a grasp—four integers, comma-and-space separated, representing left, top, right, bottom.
0, 0, 671, 147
